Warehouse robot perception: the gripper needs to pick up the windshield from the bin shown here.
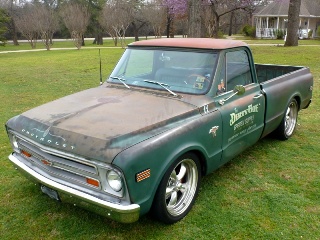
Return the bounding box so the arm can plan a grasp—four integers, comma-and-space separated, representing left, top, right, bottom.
108, 48, 218, 95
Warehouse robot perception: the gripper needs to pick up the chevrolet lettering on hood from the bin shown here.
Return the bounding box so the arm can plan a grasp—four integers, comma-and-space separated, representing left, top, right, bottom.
21, 127, 75, 150
5, 38, 313, 224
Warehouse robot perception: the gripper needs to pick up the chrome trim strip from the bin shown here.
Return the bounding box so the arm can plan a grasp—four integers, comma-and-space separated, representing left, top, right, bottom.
9, 130, 99, 170
9, 153, 140, 223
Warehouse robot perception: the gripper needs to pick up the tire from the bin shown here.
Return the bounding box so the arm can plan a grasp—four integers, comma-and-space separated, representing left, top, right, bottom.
275, 98, 299, 140
152, 153, 201, 224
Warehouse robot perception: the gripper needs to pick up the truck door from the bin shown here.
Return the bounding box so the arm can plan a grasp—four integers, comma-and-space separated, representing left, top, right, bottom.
215, 49, 265, 164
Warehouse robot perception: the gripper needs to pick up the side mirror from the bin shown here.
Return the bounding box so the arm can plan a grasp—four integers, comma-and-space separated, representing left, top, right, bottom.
219, 85, 245, 105
234, 85, 245, 95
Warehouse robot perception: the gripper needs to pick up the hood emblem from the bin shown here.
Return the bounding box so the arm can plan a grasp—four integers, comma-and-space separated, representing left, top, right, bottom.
209, 126, 219, 137
32, 127, 66, 141
21, 127, 75, 150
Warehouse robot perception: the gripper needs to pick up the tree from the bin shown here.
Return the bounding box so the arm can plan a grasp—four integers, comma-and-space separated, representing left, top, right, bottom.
204, 0, 255, 38
0, 8, 9, 46
127, 0, 148, 41
144, 2, 166, 38
86, 0, 105, 45
14, 4, 39, 48
1, 0, 19, 45
161, 0, 188, 37
34, 4, 59, 50
60, 3, 90, 50
186, 0, 257, 38
284, 0, 301, 46
99, 0, 131, 47
187, 0, 202, 37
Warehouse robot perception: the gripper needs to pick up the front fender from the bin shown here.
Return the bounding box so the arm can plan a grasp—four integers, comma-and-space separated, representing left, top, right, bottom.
112, 110, 223, 216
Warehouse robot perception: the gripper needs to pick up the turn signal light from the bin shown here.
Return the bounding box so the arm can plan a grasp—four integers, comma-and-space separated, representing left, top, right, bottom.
86, 178, 100, 187
136, 169, 151, 182
21, 150, 32, 158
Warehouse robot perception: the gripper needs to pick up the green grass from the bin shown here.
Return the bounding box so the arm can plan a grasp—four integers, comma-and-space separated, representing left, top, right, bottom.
0, 41, 319, 239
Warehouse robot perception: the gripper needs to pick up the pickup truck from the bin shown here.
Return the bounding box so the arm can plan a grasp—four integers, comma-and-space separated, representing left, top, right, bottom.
6, 38, 313, 224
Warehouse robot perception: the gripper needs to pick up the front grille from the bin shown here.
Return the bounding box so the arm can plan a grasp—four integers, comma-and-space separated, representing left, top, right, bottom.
15, 136, 100, 190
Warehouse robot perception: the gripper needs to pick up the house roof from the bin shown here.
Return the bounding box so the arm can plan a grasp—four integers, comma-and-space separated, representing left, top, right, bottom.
253, 0, 320, 17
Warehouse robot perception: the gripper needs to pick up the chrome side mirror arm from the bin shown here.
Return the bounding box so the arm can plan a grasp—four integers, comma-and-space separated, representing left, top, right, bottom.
219, 85, 245, 106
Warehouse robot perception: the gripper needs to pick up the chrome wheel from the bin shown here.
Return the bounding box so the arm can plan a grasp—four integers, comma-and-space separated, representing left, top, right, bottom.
152, 153, 201, 224
165, 159, 198, 217
274, 98, 299, 140
284, 100, 298, 137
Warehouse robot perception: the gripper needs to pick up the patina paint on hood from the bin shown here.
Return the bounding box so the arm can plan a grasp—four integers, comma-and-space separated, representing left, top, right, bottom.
6, 84, 202, 162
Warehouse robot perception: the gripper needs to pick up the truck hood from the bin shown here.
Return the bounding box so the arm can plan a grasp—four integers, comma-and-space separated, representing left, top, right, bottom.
7, 85, 206, 163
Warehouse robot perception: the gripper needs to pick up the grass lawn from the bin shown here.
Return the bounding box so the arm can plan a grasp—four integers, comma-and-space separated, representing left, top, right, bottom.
0, 40, 319, 240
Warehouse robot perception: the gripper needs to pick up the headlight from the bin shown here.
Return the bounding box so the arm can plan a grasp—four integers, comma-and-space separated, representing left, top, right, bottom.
107, 170, 122, 192
12, 135, 19, 149
9, 134, 20, 152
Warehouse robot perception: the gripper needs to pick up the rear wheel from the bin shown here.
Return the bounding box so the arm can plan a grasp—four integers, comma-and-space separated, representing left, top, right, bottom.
275, 98, 299, 140
152, 153, 201, 224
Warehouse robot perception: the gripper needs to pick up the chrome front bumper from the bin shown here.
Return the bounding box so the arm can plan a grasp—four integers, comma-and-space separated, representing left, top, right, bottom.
9, 153, 140, 223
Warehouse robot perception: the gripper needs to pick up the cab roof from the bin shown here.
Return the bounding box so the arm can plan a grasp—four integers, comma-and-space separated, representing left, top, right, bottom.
129, 38, 248, 50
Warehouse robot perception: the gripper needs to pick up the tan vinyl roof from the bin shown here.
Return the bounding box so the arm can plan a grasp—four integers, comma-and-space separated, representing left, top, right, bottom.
130, 38, 248, 50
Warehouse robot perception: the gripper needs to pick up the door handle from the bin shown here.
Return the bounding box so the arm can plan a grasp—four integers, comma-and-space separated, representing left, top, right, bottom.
253, 94, 263, 99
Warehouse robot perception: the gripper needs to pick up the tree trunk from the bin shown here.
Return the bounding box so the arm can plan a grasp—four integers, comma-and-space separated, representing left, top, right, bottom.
188, 0, 202, 38
93, 25, 104, 45
82, 35, 85, 46
285, 0, 301, 46
228, 11, 234, 36
214, 15, 220, 38
131, 22, 139, 41
9, 19, 19, 46
166, 16, 172, 38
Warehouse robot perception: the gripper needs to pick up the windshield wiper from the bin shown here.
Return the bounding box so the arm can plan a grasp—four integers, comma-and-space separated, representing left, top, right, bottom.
144, 80, 177, 97
110, 76, 130, 89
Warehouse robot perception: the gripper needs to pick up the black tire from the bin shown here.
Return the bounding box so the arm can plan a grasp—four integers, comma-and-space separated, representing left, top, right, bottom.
152, 153, 201, 224
274, 98, 299, 140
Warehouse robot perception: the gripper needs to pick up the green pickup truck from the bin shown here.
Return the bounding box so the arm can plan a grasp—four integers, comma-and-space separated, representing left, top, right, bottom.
6, 38, 313, 224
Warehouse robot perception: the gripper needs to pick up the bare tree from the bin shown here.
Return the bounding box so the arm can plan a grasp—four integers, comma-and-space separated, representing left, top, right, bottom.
205, 1, 246, 38
100, 0, 132, 47
175, 16, 188, 37
285, 0, 301, 46
14, 4, 38, 48
60, 3, 90, 50
34, 5, 59, 50
99, 3, 118, 46
189, 0, 257, 38
144, 2, 166, 38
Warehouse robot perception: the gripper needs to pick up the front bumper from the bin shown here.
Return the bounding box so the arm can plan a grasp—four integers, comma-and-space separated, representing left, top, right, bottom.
9, 153, 140, 223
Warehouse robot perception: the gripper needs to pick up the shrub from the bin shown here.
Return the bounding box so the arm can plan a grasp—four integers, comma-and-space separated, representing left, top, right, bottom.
273, 29, 285, 39
242, 25, 256, 38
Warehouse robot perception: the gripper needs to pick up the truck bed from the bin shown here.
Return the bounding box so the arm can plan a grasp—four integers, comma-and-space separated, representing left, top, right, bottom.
255, 64, 313, 138
255, 64, 303, 83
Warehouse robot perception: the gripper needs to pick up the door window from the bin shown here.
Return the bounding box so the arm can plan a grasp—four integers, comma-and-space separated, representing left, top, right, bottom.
226, 50, 253, 91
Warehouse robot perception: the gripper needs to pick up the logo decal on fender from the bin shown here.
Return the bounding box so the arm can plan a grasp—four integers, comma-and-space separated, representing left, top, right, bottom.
209, 126, 219, 137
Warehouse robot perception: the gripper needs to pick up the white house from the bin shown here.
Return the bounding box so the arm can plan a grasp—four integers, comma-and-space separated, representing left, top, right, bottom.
253, 0, 320, 38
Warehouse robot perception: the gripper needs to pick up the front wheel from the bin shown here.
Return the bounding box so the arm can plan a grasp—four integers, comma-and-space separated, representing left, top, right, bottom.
274, 98, 299, 140
152, 153, 201, 224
